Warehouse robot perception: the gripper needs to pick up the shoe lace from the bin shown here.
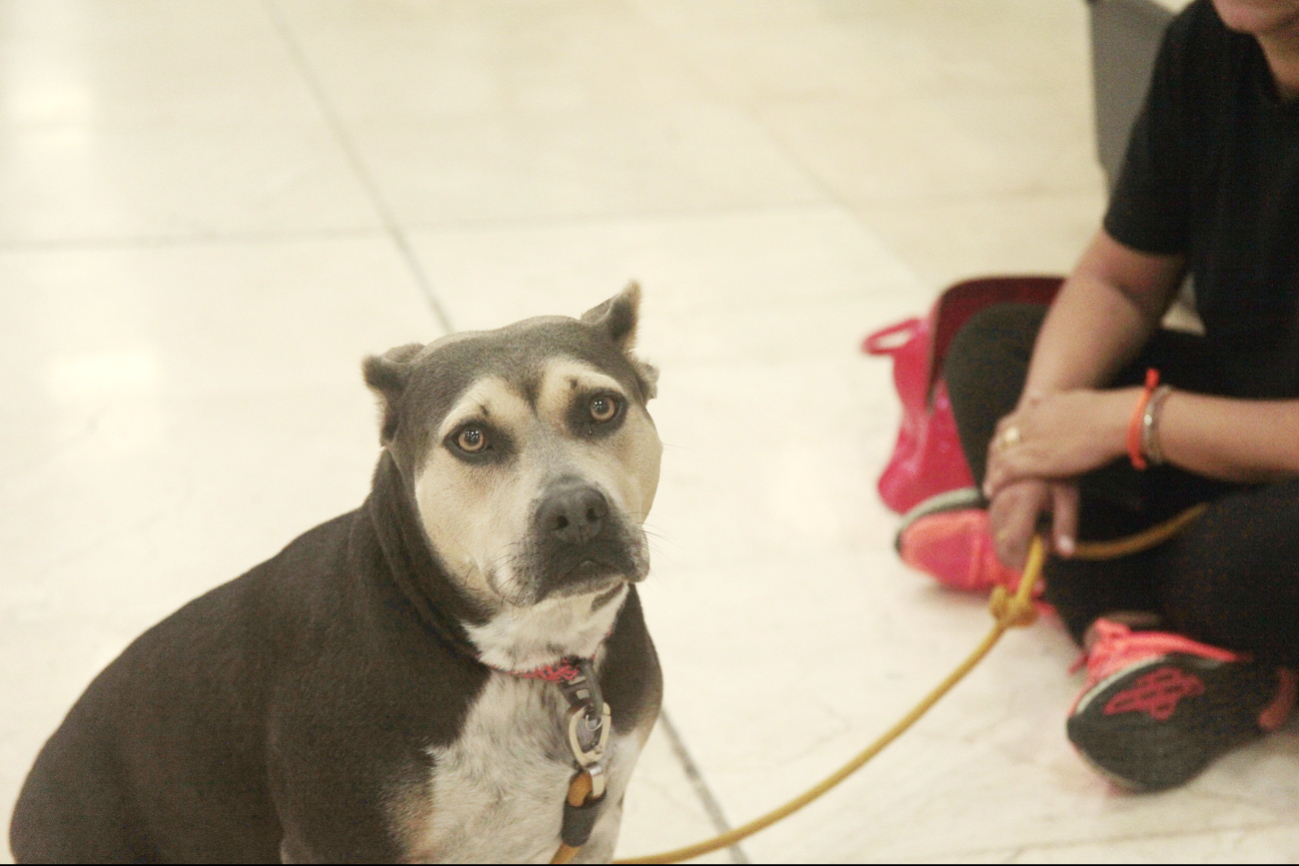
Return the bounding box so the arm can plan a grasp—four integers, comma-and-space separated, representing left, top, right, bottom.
1070, 619, 1242, 686
1069, 619, 1132, 679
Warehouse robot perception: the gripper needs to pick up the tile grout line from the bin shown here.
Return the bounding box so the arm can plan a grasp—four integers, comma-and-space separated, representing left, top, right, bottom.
261, 0, 456, 334
656, 708, 750, 865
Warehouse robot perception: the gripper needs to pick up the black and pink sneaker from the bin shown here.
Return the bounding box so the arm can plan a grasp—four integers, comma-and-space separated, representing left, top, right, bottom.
1067, 619, 1296, 791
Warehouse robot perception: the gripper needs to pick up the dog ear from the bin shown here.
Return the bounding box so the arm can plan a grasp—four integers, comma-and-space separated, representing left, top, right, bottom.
581, 282, 658, 401
633, 357, 659, 402
581, 281, 642, 352
363, 343, 423, 445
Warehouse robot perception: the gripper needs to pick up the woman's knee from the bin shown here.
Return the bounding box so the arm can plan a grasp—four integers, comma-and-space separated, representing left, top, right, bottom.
943, 303, 1046, 482
1163, 481, 1299, 661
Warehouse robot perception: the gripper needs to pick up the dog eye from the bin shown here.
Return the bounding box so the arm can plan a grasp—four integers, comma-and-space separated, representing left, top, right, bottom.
589, 394, 620, 423
454, 425, 489, 453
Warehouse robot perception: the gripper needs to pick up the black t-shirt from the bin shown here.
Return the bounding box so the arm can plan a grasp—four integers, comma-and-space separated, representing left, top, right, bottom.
1104, 0, 1299, 398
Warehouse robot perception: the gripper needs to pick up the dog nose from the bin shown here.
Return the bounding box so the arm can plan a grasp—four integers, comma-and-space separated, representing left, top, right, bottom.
538, 484, 609, 545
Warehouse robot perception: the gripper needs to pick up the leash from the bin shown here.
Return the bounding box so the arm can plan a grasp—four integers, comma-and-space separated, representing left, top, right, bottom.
602, 503, 1210, 865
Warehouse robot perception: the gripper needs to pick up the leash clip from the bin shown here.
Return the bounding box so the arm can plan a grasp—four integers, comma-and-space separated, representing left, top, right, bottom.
558, 657, 611, 799
566, 704, 611, 764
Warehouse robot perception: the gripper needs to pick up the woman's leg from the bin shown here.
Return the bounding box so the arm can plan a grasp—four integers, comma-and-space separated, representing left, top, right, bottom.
943, 302, 1239, 643
1065, 481, 1299, 792
1163, 479, 1299, 666
943, 303, 1042, 485
943, 303, 1298, 790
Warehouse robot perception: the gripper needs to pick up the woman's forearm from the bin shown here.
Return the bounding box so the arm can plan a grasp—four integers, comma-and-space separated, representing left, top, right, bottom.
1017, 232, 1299, 483
984, 386, 1299, 494
1158, 393, 1299, 483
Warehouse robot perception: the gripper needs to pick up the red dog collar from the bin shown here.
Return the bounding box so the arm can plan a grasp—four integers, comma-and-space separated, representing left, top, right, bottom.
511, 659, 587, 683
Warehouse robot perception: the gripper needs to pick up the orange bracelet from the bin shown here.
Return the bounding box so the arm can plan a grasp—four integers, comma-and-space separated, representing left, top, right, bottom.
1127, 368, 1160, 470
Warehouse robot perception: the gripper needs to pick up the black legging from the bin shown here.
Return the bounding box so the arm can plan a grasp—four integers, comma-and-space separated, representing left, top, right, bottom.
944, 303, 1299, 663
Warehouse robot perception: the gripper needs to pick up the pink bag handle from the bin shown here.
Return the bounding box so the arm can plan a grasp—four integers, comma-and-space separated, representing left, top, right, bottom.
862, 318, 923, 356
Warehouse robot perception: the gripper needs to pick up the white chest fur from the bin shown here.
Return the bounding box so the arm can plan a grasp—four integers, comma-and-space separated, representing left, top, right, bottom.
412, 671, 641, 864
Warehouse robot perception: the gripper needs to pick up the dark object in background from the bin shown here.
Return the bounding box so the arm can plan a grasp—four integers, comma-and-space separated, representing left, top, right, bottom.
1087, 0, 1175, 192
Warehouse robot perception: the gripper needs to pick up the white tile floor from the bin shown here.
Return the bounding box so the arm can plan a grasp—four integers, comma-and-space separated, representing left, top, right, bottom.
3, 1, 1297, 863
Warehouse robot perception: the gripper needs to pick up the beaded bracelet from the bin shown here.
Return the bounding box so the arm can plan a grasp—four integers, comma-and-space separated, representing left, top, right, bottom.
1126, 368, 1161, 470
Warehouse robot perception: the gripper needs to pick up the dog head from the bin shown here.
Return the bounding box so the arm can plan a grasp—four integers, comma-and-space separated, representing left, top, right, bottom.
363, 284, 661, 667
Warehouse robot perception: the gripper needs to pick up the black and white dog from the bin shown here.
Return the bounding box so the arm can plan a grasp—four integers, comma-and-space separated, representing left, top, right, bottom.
10, 285, 664, 863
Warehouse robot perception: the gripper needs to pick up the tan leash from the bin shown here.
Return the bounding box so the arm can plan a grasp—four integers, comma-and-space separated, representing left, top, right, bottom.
552, 770, 598, 864
571, 503, 1209, 865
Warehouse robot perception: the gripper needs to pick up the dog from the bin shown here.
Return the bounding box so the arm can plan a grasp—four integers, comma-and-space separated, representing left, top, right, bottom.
10, 284, 664, 863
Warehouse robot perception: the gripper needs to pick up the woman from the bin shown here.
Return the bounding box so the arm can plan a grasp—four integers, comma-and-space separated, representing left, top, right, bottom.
935, 0, 1299, 790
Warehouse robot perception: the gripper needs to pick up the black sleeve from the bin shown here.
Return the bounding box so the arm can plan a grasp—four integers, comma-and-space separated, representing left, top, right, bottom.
1102, 3, 1204, 256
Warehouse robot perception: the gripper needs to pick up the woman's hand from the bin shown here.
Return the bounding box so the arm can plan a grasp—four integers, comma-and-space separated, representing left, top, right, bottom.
989, 477, 1080, 568
983, 388, 1135, 500
982, 388, 1134, 567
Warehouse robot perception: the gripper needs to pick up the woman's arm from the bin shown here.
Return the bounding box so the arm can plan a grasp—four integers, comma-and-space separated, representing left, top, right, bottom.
1160, 394, 1299, 481
984, 389, 1299, 492
986, 229, 1185, 567
986, 227, 1299, 563
1020, 229, 1185, 400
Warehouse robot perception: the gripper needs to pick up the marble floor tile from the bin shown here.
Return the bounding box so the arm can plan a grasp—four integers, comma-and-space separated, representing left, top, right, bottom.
273, 0, 704, 122
406, 204, 926, 342
342, 107, 825, 229
0, 0, 382, 244
0, 121, 382, 244
0, 2, 385, 245
630, 0, 1092, 106
630, 0, 1104, 208
0, 0, 321, 127
273, 0, 829, 226
1004, 821, 1299, 863
0, 237, 434, 403
275, 1, 826, 228
756, 90, 1105, 206
852, 190, 1108, 292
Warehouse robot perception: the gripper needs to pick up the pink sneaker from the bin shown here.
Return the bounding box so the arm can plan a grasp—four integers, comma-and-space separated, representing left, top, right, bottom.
1067, 619, 1296, 791
895, 489, 1031, 594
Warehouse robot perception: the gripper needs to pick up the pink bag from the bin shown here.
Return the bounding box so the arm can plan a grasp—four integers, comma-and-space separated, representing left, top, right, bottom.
864, 276, 1063, 514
